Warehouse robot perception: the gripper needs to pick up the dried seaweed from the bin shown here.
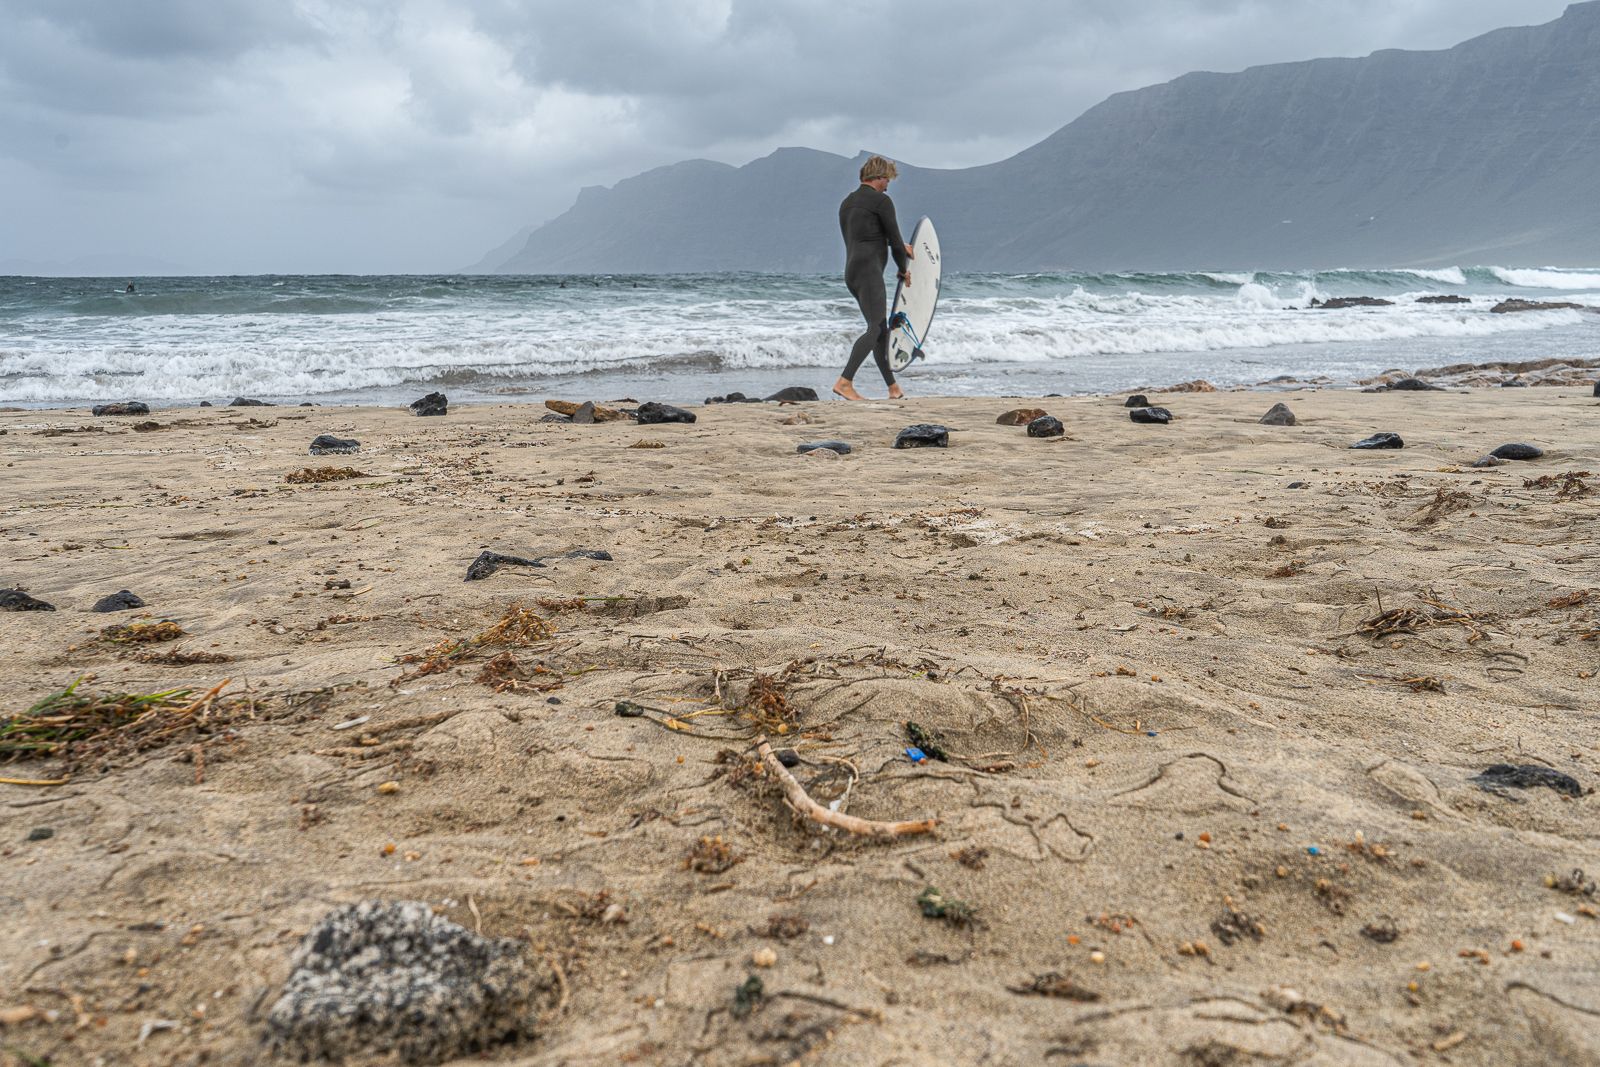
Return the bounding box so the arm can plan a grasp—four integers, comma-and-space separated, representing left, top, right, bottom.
285, 466, 370, 484
1357, 595, 1489, 643
1410, 488, 1474, 528
742, 673, 798, 734
917, 886, 978, 928
685, 835, 741, 875
1007, 972, 1100, 1002
393, 604, 556, 685
2, 677, 238, 771
1523, 470, 1593, 498
100, 620, 186, 644
134, 647, 235, 666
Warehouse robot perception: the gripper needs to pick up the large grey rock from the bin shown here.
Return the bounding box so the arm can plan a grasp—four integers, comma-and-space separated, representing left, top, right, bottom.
483, 4, 1600, 274
1259, 403, 1296, 426
263, 900, 542, 1065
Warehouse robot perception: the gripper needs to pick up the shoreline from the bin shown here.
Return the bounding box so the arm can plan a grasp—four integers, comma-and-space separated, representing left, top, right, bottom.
3, 387, 1598, 1064
3, 348, 1597, 415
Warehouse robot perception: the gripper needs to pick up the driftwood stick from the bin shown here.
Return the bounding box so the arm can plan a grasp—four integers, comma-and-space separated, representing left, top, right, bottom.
754, 736, 937, 839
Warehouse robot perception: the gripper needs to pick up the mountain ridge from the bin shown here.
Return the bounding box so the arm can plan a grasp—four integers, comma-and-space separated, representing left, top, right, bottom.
487, 2, 1600, 274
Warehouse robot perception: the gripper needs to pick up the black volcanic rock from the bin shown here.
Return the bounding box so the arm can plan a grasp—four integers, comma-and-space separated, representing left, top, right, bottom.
1129, 407, 1173, 424
1417, 295, 1471, 304
92, 590, 146, 612
636, 402, 696, 424
410, 392, 448, 417
1260, 402, 1296, 426
1311, 296, 1394, 309
796, 440, 852, 455
1026, 415, 1065, 438
765, 386, 819, 402
1492, 299, 1587, 314
1123, 394, 1150, 408
230, 397, 272, 407
1374, 377, 1445, 392
893, 424, 948, 449
310, 435, 360, 455
1490, 443, 1544, 460
1351, 432, 1404, 450
465, 551, 544, 582
0, 589, 55, 612
91, 402, 149, 417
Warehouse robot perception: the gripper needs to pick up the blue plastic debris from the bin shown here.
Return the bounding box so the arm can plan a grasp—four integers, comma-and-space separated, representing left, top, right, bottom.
1306, 846, 1322, 856
906, 747, 927, 764
1146, 731, 1158, 737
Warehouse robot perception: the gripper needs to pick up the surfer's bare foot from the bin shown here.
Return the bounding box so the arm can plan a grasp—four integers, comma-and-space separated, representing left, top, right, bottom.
832, 378, 865, 401
887, 385, 906, 400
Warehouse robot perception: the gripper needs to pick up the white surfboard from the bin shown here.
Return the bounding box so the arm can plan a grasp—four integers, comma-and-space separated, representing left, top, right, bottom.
888, 217, 941, 372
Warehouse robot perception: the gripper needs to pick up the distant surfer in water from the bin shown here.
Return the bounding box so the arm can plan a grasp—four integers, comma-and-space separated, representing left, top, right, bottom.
833, 155, 913, 401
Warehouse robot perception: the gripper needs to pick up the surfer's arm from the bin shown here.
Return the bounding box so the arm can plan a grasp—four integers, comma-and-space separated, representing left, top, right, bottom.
879, 197, 910, 273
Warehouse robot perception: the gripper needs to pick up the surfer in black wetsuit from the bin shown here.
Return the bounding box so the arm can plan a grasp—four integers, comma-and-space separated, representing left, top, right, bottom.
833, 155, 913, 401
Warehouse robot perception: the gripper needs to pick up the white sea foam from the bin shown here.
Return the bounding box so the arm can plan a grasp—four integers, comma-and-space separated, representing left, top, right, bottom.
1, 271, 1595, 403
1398, 267, 1467, 285
1489, 267, 1600, 289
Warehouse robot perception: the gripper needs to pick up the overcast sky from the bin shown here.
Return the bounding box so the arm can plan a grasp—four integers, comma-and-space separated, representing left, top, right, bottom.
0, 0, 1574, 275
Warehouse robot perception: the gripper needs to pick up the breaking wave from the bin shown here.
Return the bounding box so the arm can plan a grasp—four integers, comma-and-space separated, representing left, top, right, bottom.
1, 266, 1595, 403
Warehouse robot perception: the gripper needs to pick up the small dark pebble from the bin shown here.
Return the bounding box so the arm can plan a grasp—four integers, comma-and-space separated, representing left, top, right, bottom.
1286, 481, 1306, 489
0, 588, 56, 612
465, 551, 545, 582
636, 401, 696, 425
409, 391, 448, 417
1129, 407, 1172, 425
1471, 763, 1583, 799
309, 435, 360, 455
1469, 455, 1507, 469
1350, 432, 1403, 450
91, 401, 150, 417
92, 590, 146, 613
27, 827, 54, 842
614, 701, 646, 718
1026, 415, 1064, 438
1490, 443, 1544, 461
230, 397, 272, 407
894, 424, 949, 449
776, 749, 800, 768
546, 697, 562, 705
796, 440, 852, 455
1123, 394, 1150, 408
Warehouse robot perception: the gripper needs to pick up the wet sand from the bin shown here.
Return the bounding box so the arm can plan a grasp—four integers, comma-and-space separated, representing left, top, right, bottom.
2, 386, 1598, 1066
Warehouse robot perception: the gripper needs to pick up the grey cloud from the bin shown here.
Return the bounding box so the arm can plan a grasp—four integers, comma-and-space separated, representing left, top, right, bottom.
0, 0, 1575, 273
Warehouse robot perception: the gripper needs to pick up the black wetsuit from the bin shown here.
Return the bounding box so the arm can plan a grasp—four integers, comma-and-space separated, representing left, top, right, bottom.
838, 184, 910, 385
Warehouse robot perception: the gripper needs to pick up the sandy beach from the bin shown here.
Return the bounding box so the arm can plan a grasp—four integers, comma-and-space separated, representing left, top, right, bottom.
2, 385, 1598, 1066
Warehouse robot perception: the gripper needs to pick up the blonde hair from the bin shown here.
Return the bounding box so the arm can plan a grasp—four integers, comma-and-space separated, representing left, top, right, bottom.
860, 155, 899, 183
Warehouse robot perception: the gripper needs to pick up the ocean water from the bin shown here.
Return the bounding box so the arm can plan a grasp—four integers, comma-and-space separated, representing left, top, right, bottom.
1, 267, 1597, 407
